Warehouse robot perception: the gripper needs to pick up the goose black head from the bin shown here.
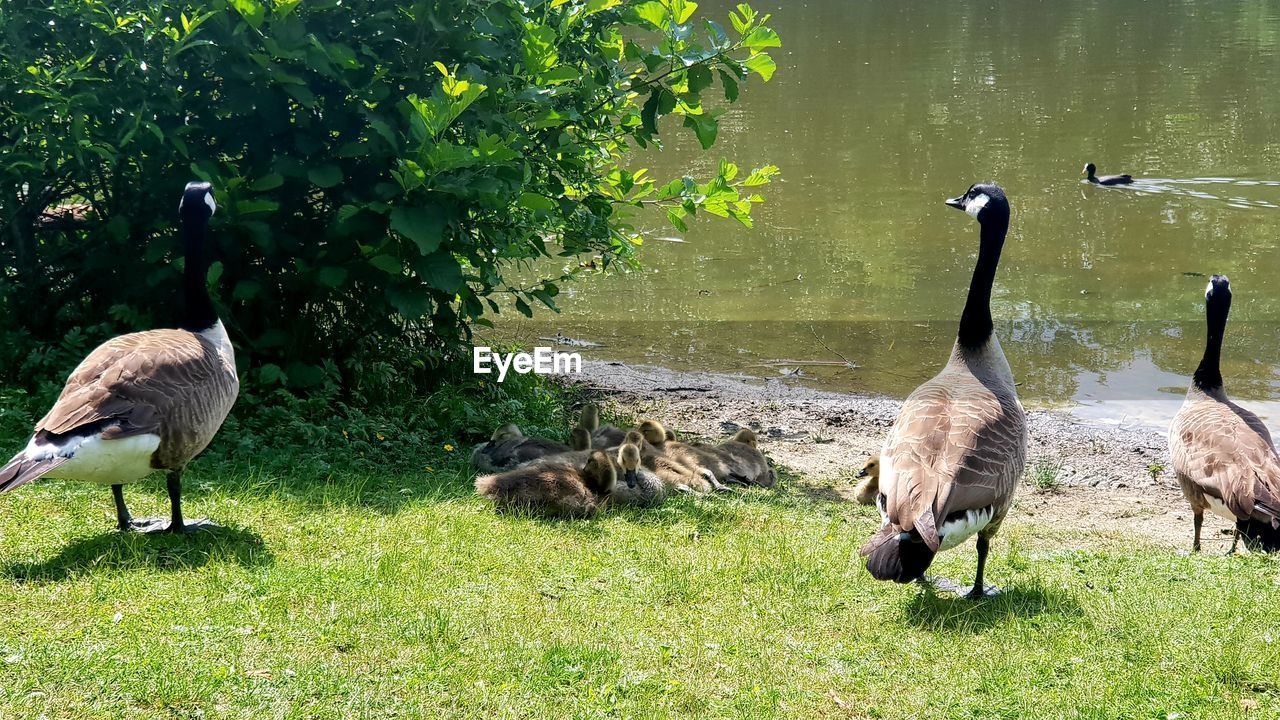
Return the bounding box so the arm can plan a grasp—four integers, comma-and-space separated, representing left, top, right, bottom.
944, 183, 1009, 224
1206, 274, 1231, 306
179, 181, 216, 221
1083, 162, 1097, 177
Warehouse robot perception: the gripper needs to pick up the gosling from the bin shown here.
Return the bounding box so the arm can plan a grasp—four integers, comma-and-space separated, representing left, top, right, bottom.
470, 423, 586, 472
853, 455, 880, 506
474, 449, 615, 519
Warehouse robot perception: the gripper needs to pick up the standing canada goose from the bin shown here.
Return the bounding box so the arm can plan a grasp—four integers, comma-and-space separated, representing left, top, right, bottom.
578, 404, 626, 448
0, 181, 238, 533
607, 442, 667, 508
474, 449, 615, 519
860, 183, 1027, 599
470, 423, 583, 472
1169, 276, 1280, 553
1083, 162, 1133, 186
853, 456, 880, 506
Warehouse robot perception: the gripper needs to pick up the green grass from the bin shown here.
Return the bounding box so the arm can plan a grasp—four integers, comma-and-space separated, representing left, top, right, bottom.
0, 461, 1278, 719
1028, 460, 1063, 492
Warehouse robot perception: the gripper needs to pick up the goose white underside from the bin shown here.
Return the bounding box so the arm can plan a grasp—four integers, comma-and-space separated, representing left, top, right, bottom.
24, 433, 161, 486
938, 506, 995, 551
1204, 495, 1235, 523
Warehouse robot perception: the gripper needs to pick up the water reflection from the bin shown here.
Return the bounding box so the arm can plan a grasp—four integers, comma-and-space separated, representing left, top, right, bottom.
498, 0, 1280, 426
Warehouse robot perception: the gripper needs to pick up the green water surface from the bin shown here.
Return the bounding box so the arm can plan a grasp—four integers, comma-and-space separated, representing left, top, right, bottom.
502, 0, 1280, 426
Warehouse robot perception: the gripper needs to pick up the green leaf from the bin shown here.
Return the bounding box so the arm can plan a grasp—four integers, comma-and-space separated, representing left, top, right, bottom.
585, 0, 621, 15
667, 207, 689, 233
741, 26, 781, 49
718, 69, 740, 102
370, 255, 402, 274
743, 53, 777, 81
386, 283, 433, 319
390, 206, 445, 255
687, 65, 713, 95
251, 173, 284, 191
308, 165, 343, 188
515, 298, 533, 318
633, 1, 669, 30
518, 193, 557, 213
416, 251, 464, 294
229, 0, 265, 29
317, 266, 348, 288
683, 112, 720, 149
671, 0, 699, 24
522, 23, 559, 74
742, 164, 780, 186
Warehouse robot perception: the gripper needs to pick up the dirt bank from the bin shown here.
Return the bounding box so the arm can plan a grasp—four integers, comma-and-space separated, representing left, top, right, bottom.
567, 360, 1237, 552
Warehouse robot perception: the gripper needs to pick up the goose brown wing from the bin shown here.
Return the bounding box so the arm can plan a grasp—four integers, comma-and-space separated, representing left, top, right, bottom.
1171, 397, 1280, 524
883, 370, 1026, 548
36, 329, 227, 442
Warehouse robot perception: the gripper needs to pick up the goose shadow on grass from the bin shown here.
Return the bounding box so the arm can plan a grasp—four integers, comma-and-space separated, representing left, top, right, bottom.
901, 583, 1081, 632
3, 524, 272, 582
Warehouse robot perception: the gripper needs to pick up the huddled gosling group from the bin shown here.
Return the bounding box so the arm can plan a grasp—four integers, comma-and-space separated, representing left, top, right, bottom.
473, 405, 775, 518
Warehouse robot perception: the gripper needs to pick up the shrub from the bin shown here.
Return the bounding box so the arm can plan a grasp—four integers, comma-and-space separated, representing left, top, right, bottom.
0, 0, 781, 392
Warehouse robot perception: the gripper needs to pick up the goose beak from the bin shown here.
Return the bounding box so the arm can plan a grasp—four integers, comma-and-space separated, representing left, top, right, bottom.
944, 195, 966, 210
856, 467, 870, 478
624, 469, 638, 488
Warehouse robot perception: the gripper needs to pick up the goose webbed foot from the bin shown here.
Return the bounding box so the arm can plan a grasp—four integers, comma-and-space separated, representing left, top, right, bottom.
964, 584, 1003, 600
125, 517, 220, 534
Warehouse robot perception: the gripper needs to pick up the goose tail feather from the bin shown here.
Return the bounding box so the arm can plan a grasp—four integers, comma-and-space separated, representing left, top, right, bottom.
861, 526, 937, 583
0, 453, 66, 493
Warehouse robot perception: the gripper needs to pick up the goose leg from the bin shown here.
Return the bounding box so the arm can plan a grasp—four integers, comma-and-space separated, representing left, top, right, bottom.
1192, 511, 1203, 553
965, 535, 994, 600
164, 469, 218, 533
112, 484, 132, 531
115, 484, 167, 533
1227, 527, 1239, 555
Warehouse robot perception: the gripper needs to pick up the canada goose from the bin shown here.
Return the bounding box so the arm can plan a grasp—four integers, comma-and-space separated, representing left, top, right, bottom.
470, 424, 574, 472
1083, 162, 1133, 186
578, 404, 626, 448
638, 420, 733, 492
474, 449, 615, 519
860, 183, 1027, 599
853, 456, 880, 506
623, 429, 713, 494
607, 441, 667, 507
693, 429, 776, 487
1169, 276, 1280, 553
0, 181, 238, 533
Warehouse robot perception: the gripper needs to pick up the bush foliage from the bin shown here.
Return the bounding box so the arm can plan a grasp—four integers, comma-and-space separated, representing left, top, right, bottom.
0, 0, 780, 392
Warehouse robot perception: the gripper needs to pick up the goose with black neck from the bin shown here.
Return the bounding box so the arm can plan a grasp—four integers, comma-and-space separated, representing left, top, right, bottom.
860, 183, 1027, 599
1169, 275, 1280, 553
0, 181, 240, 534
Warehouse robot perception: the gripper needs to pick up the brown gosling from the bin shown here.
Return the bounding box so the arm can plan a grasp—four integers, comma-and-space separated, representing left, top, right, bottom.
639, 420, 734, 492
474, 449, 615, 519
578, 404, 626, 448
713, 428, 777, 487
853, 455, 880, 506
470, 423, 573, 473
608, 441, 667, 507
623, 429, 714, 494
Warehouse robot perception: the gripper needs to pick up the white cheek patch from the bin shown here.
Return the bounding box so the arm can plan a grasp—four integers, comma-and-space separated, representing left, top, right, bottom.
204, 192, 217, 215
1205, 280, 1214, 299
966, 193, 991, 218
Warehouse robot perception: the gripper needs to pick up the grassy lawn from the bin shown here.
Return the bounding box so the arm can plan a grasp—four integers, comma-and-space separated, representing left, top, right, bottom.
0, 459, 1277, 719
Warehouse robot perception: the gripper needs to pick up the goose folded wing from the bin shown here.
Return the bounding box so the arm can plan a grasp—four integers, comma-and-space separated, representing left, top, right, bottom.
1172, 403, 1280, 521
36, 331, 219, 441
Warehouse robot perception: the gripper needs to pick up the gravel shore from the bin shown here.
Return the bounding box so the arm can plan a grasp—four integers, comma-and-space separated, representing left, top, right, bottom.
567, 360, 1234, 551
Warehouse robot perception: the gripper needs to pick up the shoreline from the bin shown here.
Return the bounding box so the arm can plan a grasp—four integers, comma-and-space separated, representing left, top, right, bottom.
566, 360, 1235, 551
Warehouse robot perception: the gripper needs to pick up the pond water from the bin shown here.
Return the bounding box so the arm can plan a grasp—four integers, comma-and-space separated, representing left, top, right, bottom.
499, 0, 1280, 428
